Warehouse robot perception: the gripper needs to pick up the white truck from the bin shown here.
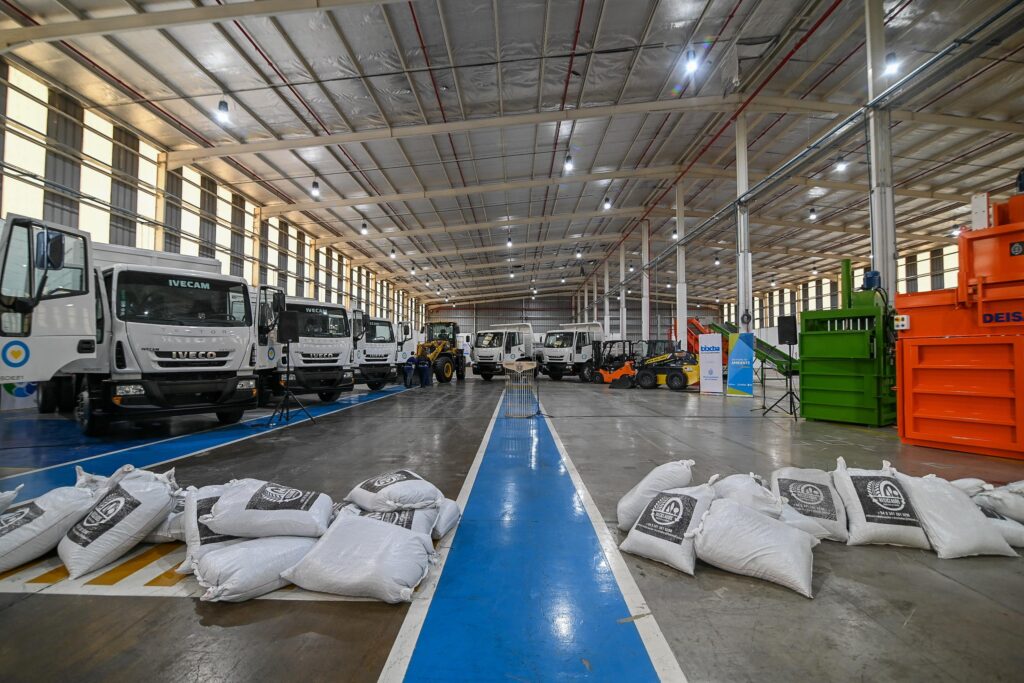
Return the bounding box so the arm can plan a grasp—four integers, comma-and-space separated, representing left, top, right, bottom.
395, 320, 417, 368
280, 297, 354, 402
471, 323, 534, 381
0, 216, 262, 434
251, 283, 286, 406
540, 322, 605, 382
350, 311, 398, 390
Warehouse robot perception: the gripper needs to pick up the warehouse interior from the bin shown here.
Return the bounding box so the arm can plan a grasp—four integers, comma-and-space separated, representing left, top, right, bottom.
0, 1, 1022, 681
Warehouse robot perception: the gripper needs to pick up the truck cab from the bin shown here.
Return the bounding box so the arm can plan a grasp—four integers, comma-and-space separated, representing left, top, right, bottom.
352, 311, 398, 390
471, 323, 534, 381
540, 322, 605, 382
395, 320, 418, 367
280, 297, 354, 402
252, 284, 286, 406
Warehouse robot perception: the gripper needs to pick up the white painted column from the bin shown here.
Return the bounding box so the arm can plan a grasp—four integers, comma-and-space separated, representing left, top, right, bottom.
592, 277, 598, 323
583, 281, 589, 322
735, 114, 753, 333
866, 0, 897, 295
603, 260, 610, 337
675, 184, 687, 340
619, 244, 627, 339
641, 224, 650, 339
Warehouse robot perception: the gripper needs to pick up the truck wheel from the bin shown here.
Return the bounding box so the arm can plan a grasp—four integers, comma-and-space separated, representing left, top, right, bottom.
481, 373, 493, 381
37, 382, 58, 414
549, 370, 562, 381
666, 370, 688, 391
57, 378, 76, 412
636, 368, 658, 389
75, 388, 108, 436
365, 381, 386, 391
318, 390, 343, 402
434, 357, 454, 383
456, 359, 466, 381
579, 362, 595, 383
216, 409, 245, 425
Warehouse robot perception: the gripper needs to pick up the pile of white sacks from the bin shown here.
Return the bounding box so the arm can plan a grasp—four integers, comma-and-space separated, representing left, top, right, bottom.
0, 466, 460, 603
616, 458, 1023, 598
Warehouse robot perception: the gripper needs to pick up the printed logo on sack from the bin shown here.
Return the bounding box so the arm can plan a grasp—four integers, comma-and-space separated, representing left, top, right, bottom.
635, 493, 697, 545
0, 503, 43, 537
67, 485, 142, 547
851, 476, 920, 527
197, 496, 237, 545
359, 469, 420, 493
1, 341, 30, 368
778, 479, 837, 521
365, 509, 415, 530
246, 483, 320, 511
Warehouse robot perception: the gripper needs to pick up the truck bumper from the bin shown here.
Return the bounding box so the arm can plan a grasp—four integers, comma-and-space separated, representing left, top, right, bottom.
283, 366, 355, 394
104, 374, 258, 418
540, 362, 572, 376
355, 364, 397, 384
472, 361, 503, 375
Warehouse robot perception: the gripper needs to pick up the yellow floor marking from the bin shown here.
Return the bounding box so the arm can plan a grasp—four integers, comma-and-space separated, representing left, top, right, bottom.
86, 544, 180, 586
27, 565, 69, 584
144, 563, 189, 587
0, 558, 48, 580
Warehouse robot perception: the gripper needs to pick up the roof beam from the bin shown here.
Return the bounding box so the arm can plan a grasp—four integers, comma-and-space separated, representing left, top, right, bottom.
351, 234, 619, 265
0, 0, 399, 52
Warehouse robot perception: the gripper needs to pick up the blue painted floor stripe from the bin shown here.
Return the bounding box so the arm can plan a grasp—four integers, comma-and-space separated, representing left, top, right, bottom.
2, 386, 406, 500
403, 398, 659, 682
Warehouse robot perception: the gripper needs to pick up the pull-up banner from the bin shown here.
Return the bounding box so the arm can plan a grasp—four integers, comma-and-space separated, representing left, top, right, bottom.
698, 333, 723, 394
727, 332, 755, 397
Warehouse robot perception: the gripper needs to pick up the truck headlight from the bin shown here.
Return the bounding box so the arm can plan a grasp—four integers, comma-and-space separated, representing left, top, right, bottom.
237, 378, 256, 390
115, 384, 145, 397
343, 371, 353, 380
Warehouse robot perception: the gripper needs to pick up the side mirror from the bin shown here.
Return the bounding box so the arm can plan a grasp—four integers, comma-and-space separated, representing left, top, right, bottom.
273, 291, 286, 314
34, 230, 65, 271
400, 323, 411, 342
352, 313, 365, 341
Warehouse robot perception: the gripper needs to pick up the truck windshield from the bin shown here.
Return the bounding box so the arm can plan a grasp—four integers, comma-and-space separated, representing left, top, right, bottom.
364, 320, 394, 343
116, 271, 251, 327
475, 331, 504, 348
287, 304, 349, 338
425, 323, 454, 342
544, 331, 574, 348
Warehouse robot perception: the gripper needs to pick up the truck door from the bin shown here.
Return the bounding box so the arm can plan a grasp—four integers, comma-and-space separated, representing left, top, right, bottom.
0, 215, 96, 383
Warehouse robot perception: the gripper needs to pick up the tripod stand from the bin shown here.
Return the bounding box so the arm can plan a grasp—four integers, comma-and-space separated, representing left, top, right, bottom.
762, 343, 799, 419
266, 352, 315, 427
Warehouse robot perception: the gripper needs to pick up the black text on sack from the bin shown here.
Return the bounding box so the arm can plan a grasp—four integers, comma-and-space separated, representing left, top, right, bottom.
981, 507, 1007, 521
358, 470, 421, 493
197, 497, 236, 545
851, 476, 921, 527
67, 485, 141, 547
363, 509, 415, 530
778, 478, 838, 521
0, 503, 44, 538
635, 493, 697, 544
246, 483, 321, 512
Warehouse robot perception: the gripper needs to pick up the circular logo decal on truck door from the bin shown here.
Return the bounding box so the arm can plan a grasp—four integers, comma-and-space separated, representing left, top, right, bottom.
1, 341, 30, 368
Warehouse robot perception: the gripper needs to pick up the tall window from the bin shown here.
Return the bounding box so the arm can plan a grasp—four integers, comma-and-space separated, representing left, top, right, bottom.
109, 126, 139, 247
930, 249, 944, 291
258, 220, 269, 284
0, 62, 7, 213
43, 91, 83, 228
801, 282, 810, 311
905, 256, 918, 294
336, 252, 345, 304
830, 279, 839, 309
814, 279, 824, 310
277, 222, 289, 292
229, 194, 245, 277
164, 168, 183, 253
295, 231, 305, 297
199, 176, 217, 259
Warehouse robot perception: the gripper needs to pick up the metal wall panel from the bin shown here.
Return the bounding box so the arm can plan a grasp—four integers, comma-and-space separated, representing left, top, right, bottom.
42, 91, 82, 228
108, 126, 139, 247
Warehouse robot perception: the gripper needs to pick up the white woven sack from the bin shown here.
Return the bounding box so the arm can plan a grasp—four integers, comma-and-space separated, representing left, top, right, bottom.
616, 460, 696, 531
178, 485, 243, 575
433, 499, 461, 540
950, 478, 988, 497
195, 536, 316, 602
0, 484, 23, 514
619, 483, 715, 575
0, 470, 103, 573
143, 489, 187, 544
897, 474, 1015, 559
831, 458, 930, 549
58, 466, 175, 578
202, 479, 333, 538
281, 515, 435, 603
779, 504, 831, 540
978, 507, 1024, 547
771, 467, 848, 542
345, 470, 443, 512
973, 482, 1024, 524
713, 473, 784, 518
694, 499, 818, 598
336, 503, 438, 537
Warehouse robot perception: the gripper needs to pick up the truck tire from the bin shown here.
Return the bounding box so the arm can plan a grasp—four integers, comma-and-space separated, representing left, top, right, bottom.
549, 369, 563, 381
434, 357, 454, 383
216, 409, 245, 425
57, 378, 76, 412
579, 362, 595, 383
666, 370, 688, 392
365, 381, 386, 391
75, 386, 108, 436
481, 373, 493, 381
636, 368, 658, 389
37, 381, 58, 414
318, 390, 343, 402
456, 358, 466, 381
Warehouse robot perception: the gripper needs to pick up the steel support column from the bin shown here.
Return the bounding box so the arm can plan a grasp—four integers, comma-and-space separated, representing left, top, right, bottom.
619, 245, 627, 339
592, 277, 598, 323
583, 281, 589, 323
735, 115, 753, 332
603, 260, 610, 337
641, 224, 650, 340
866, 0, 898, 294
675, 184, 687, 342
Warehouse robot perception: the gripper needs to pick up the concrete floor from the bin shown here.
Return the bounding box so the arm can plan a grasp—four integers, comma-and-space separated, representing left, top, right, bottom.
1, 377, 1022, 681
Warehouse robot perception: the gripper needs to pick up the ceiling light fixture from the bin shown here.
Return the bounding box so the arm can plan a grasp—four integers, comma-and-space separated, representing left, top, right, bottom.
310, 180, 320, 198
603, 196, 611, 210
360, 222, 368, 235
812, 268, 818, 275
561, 277, 566, 283
809, 207, 817, 221
672, 228, 678, 240
389, 248, 396, 259
884, 51, 899, 76
507, 237, 513, 248
714, 257, 720, 266
216, 98, 230, 124
410, 265, 416, 275
835, 156, 848, 172
564, 154, 574, 171
951, 225, 962, 238
685, 49, 699, 74
575, 249, 582, 259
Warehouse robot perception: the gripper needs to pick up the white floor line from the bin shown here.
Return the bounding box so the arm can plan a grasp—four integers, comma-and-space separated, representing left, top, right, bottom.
377, 392, 505, 683
542, 403, 688, 683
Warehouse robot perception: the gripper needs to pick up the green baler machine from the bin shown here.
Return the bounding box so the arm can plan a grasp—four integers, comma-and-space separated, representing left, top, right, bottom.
798, 260, 896, 427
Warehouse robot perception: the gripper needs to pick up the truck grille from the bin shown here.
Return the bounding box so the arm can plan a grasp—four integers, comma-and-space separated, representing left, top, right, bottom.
300, 352, 340, 365
154, 350, 230, 369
